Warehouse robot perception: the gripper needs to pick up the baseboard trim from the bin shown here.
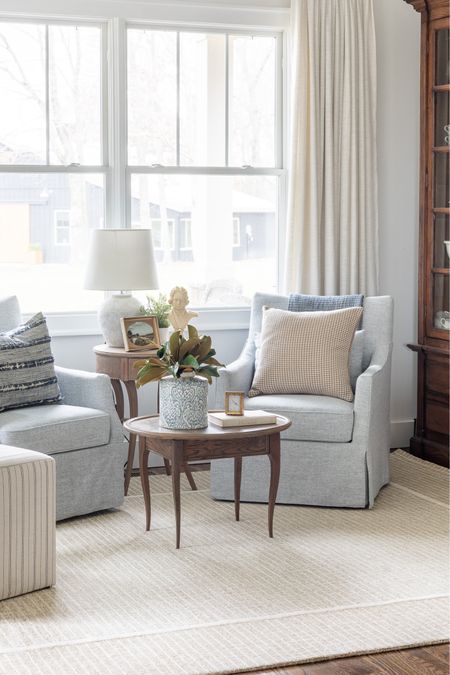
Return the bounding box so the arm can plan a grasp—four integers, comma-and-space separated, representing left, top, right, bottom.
390, 420, 415, 449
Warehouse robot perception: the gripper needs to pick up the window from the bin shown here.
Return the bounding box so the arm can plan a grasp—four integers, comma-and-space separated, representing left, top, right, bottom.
0, 18, 283, 313
0, 19, 105, 312
127, 27, 282, 307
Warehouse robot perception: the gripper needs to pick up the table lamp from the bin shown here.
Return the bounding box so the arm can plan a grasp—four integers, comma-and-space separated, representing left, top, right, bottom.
84, 228, 159, 348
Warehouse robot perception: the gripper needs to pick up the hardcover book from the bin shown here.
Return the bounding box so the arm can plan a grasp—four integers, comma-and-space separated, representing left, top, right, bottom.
208, 410, 277, 428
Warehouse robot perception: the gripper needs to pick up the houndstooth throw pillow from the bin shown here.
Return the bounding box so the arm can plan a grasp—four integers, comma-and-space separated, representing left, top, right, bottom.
249, 306, 363, 402
0, 312, 61, 412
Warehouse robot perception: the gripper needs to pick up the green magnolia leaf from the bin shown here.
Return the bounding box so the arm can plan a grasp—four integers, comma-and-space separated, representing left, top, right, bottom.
197, 336, 212, 361
157, 344, 166, 358
179, 337, 200, 361
136, 366, 167, 387
169, 330, 181, 361
205, 357, 223, 367
180, 354, 199, 369
187, 324, 199, 340
198, 364, 220, 380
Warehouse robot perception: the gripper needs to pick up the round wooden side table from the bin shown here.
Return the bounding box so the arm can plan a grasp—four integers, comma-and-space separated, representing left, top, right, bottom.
93, 344, 197, 495
124, 414, 292, 549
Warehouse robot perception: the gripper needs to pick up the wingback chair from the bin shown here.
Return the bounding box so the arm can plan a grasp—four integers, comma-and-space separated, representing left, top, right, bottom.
0, 295, 127, 520
209, 293, 394, 508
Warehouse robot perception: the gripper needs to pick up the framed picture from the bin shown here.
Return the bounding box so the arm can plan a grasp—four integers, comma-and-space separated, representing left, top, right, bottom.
120, 316, 160, 352
224, 391, 245, 416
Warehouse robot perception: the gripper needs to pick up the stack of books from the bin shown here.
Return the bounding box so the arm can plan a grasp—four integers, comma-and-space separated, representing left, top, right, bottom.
208, 410, 277, 428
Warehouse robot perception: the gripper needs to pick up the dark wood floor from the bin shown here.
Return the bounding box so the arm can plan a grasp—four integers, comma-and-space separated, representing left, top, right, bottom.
147, 462, 449, 675
244, 644, 449, 674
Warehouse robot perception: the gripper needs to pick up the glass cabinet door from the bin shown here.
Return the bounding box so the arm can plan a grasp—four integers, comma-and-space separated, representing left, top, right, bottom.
431, 26, 450, 337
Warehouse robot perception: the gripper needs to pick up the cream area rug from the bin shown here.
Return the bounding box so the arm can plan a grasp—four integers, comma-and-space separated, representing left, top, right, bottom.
0, 450, 448, 674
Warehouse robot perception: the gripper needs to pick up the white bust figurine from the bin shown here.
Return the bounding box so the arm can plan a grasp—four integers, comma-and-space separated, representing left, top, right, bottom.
168, 286, 198, 333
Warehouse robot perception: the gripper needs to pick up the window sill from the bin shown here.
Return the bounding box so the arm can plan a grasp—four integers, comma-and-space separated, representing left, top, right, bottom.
25, 306, 251, 337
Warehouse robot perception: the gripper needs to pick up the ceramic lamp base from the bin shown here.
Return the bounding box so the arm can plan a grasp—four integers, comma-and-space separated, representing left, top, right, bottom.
98, 294, 142, 347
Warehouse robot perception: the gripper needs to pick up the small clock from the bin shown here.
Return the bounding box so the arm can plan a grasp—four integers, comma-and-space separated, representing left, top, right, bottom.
224, 391, 245, 416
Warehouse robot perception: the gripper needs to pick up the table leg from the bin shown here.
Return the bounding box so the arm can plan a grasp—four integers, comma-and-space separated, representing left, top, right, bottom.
268, 433, 281, 538
124, 434, 137, 496
139, 436, 151, 531
123, 381, 139, 496
163, 458, 171, 476
171, 441, 183, 549
111, 379, 125, 421
184, 466, 198, 491
234, 456, 242, 521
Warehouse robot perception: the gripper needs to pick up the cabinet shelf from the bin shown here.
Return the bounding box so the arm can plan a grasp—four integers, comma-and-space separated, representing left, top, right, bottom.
433, 84, 450, 92
431, 267, 450, 274
433, 208, 450, 214
432, 146, 450, 153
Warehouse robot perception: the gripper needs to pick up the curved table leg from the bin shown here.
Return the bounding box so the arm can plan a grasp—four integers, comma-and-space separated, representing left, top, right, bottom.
234, 457, 242, 521
163, 458, 171, 476
172, 441, 183, 549
123, 380, 139, 496
111, 379, 125, 421
268, 433, 280, 538
163, 458, 197, 491
184, 466, 197, 491
124, 434, 137, 496
139, 436, 151, 531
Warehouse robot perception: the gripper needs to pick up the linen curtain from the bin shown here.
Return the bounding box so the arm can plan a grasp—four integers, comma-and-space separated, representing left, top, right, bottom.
284, 0, 378, 296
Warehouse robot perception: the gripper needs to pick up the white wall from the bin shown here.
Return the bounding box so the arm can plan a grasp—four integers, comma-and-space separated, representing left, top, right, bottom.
374, 0, 421, 446
3, 0, 422, 448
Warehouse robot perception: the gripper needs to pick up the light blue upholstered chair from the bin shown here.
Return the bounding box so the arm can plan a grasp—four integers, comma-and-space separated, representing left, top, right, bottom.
0, 295, 127, 520
209, 293, 394, 508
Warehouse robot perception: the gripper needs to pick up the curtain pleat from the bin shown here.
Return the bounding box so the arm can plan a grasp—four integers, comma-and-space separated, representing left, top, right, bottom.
284, 0, 378, 296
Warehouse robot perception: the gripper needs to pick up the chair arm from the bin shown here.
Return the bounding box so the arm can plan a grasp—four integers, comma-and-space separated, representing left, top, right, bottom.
55, 366, 124, 440
208, 341, 255, 410
353, 344, 393, 506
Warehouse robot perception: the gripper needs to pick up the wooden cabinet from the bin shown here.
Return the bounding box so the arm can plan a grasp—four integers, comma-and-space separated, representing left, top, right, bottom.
406, 0, 449, 467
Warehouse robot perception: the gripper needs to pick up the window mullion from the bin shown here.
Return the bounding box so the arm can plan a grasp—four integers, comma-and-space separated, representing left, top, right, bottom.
45, 24, 50, 165
176, 31, 180, 167
225, 33, 229, 168
107, 17, 128, 229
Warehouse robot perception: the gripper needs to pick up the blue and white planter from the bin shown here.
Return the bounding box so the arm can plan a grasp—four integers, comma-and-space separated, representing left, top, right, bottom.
159, 374, 208, 430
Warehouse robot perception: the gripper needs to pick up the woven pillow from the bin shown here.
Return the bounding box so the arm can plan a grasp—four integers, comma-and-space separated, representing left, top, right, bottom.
249, 306, 363, 402
0, 313, 61, 412
255, 328, 365, 391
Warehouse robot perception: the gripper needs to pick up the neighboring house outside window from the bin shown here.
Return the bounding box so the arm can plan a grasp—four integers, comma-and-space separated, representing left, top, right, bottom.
54, 210, 71, 246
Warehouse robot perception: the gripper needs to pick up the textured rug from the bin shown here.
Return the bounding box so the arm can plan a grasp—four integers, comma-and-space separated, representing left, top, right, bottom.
0, 450, 448, 674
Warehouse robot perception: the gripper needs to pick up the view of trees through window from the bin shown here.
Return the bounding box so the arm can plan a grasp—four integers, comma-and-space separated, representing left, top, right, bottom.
0, 20, 281, 312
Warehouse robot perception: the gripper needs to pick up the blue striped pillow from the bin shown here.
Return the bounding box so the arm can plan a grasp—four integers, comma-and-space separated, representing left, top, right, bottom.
0, 313, 61, 412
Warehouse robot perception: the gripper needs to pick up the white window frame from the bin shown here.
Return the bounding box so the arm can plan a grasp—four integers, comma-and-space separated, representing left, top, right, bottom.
232, 216, 241, 247
0, 11, 287, 334
53, 209, 71, 246
179, 217, 192, 250
150, 217, 175, 250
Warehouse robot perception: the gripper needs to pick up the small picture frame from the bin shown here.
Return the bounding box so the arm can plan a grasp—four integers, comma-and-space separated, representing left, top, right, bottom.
224, 391, 245, 416
120, 316, 160, 352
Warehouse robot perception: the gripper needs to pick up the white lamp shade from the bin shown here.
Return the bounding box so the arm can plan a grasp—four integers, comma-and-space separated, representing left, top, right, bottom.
84, 229, 159, 291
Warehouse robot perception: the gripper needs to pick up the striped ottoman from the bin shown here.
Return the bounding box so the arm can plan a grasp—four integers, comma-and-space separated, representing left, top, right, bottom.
0, 445, 56, 600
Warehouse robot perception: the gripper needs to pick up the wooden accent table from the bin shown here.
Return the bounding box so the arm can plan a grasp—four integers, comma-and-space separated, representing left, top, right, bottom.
123, 414, 291, 549
93, 345, 197, 495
